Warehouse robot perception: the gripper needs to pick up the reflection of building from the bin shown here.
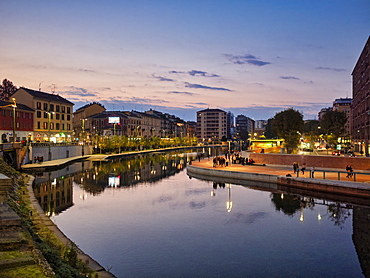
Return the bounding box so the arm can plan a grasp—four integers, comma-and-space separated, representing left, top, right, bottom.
352, 206, 370, 278
352, 36, 370, 155
33, 175, 73, 215
12, 87, 74, 142
196, 108, 227, 142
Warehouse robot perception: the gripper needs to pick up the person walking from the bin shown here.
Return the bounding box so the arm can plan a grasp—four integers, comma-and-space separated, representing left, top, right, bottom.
301, 163, 306, 175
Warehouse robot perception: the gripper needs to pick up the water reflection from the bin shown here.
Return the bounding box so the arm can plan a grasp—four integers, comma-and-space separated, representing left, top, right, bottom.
32, 149, 220, 216
31, 149, 369, 277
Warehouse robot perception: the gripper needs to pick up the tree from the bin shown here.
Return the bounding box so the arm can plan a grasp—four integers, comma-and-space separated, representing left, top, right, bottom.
0, 79, 17, 101
264, 118, 277, 139
320, 110, 347, 138
271, 108, 304, 154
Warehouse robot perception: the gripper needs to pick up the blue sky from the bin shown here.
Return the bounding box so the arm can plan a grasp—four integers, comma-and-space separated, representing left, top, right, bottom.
1, 0, 369, 121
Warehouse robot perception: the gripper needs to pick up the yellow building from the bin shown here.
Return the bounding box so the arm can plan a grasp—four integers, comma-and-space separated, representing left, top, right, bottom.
12, 87, 74, 142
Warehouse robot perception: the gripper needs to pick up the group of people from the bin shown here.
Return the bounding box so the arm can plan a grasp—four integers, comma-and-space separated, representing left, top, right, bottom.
292, 162, 314, 177
33, 156, 44, 164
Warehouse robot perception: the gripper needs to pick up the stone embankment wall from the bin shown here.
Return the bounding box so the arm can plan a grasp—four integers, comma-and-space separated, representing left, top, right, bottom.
27, 144, 92, 163
249, 153, 370, 170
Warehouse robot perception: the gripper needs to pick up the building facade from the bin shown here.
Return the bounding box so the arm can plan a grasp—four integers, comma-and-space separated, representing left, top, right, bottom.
0, 100, 34, 143
351, 36, 370, 154
73, 102, 106, 141
196, 108, 227, 142
333, 97, 352, 136
12, 88, 74, 142
235, 114, 255, 140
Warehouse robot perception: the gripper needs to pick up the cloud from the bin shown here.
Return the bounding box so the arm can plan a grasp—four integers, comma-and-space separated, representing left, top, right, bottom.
188, 70, 219, 77
168, 91, 195, 96
78, 68, 96, 73
63, 86, 97, 97
152, 74, 175, 82
170, 70, 220, 77
184, 82, 231, 91
280, 76, 300, 80
224, 54, 271, 66
315, 66, 346, 72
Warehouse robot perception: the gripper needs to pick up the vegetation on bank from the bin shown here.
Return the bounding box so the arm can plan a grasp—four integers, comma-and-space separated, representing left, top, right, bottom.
1, 159, 99, 278
95, 135, 199, 154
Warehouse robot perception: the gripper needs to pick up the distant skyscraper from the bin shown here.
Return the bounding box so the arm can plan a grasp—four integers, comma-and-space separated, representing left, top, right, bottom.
226, 111, 235, 140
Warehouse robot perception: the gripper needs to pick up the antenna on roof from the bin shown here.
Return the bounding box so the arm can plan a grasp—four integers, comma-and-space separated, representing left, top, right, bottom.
51, 84, 56, 94
39, 83, 42, 91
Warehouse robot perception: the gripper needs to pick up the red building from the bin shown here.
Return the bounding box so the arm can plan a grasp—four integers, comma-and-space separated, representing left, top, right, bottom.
351, 36, 370, 154
0, 100, 34, 143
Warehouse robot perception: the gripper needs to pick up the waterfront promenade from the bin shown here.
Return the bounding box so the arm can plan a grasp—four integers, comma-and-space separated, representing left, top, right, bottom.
188, 157, 370, 202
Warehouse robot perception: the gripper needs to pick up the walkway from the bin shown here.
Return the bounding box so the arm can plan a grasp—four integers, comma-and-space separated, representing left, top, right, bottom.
190, 158, 370, 183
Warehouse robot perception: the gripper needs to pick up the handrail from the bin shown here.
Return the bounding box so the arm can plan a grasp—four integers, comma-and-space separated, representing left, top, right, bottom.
295, 169, 370, 182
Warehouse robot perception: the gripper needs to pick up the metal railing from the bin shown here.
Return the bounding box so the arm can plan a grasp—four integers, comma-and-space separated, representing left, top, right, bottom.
295, 169, 370, 182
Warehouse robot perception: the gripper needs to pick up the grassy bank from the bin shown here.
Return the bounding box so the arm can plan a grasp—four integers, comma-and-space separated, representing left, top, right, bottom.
1, 159, 99, 278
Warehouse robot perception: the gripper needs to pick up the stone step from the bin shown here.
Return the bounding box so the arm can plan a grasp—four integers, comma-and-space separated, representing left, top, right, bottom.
0, 202, 21, 228
0, 257, 35, 270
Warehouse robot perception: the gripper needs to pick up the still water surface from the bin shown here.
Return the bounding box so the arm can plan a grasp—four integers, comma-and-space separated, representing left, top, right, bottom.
32, 150, 366, 277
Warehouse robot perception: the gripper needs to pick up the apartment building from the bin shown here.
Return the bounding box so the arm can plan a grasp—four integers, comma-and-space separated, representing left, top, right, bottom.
235, 114, 255, 140
351, 36, 370, 154
12, 88, 74, 142
196, 108, 227, 142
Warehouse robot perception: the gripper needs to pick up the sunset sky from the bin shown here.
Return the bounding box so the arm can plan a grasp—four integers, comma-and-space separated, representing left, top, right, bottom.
1, 1, 369, 121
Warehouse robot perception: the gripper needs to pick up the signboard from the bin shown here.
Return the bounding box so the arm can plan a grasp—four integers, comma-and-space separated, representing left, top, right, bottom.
109, 117, 120, 124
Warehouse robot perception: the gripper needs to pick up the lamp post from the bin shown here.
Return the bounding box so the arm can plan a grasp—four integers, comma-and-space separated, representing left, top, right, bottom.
12, 98, 17, 143
47, 112, 55, 160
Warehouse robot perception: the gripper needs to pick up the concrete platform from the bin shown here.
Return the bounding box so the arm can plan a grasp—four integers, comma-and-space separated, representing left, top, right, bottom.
188, 158, 370, 199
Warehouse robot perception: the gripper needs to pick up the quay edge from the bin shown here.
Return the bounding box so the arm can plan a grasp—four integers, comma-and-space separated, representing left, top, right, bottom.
187, 165, 370, 199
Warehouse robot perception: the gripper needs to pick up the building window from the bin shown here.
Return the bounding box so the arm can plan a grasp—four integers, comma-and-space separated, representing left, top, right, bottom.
44, 112, 48, 118
56, 123, 60, 130
43, 103, 48, 111
62, 106, 65, 113
50, 104, 54, 111
56, 113, 60, 120
62, 114, 65, 120
62, 124, 65, 130
36, 102, 41, 109
56, 105, 60, 112
37, 111, 41, 118
67, 124, 70, 130
43, 122, 47, 129
67, 107, 71, 113
50, 123, 54, 130
37, 122, 40, 129
67, 115, 70, 121
2, 109, 5, 116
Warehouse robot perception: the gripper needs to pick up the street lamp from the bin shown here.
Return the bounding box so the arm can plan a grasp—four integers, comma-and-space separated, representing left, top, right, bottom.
12, 98, 17, 143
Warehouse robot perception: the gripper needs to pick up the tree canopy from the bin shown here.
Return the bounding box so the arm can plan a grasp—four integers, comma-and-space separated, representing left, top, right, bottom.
0, 79, 17, 101
271, 108, 304, 153
320, 110, 347, 136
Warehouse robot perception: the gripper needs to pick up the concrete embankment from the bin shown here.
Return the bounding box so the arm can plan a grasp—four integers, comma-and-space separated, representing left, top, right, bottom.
187, 161, 370, 200
25, 175, 116, 278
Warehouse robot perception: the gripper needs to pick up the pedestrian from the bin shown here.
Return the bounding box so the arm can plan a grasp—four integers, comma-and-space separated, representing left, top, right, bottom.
346, 165, 353, 178
301, 163, 306, 175
34, 156, 37, 164
293, 162, 298, 173
310, 167, 315, 178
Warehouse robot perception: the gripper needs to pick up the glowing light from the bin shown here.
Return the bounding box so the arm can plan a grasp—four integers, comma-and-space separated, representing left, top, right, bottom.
317, 214, 322, 220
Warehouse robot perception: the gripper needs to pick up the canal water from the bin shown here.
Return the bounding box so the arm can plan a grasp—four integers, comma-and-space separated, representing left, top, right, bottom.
31, 149, 367, 278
